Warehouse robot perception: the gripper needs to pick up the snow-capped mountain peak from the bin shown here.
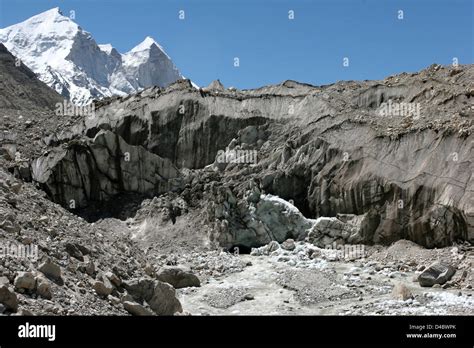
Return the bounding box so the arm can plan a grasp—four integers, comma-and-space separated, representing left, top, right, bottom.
130, 36, 161, 52
0, 8, 185, 105
98, 44, 115, 55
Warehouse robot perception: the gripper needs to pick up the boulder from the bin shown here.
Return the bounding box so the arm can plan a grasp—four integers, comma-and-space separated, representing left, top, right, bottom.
93, 280, 113, 297
36, 276, 52, 299
418, 263, 456, 287
122, 278, 156, 303
391, 283, 413, 300
123, 277, 182, 315
0, 285, 18, 312
105, 271, 122, 287
65, 243, 84, 261
147, 281, 183, 315
14, 272, 36, 290
281, 239, 296, 251
0, 219, 20, 233
0, 276, 10, 286
38, 259, 62, 281
156, 267, 200, 289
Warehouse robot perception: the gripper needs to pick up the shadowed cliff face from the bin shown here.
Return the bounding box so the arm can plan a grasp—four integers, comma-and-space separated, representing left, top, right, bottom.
19, 64, 474, 247
31, 130, 182, 209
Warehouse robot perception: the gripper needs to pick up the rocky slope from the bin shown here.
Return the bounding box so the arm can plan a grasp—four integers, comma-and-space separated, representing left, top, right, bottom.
0, 8, 184, 105
0, 44, 184, 316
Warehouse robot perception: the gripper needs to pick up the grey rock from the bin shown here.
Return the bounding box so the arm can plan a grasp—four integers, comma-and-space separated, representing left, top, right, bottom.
85, 260, 96, 276
0, 219, 20, 233
418, 263, 456, 287
156, 267, 200, 289
123, 277, 182, 315
105, 271, 122, 287
123, 301, 154, 316
244, 293, 254, 300
147, 281, 183, 315
36, 276, 52, 300
391, 282, 413, 300
0, 276, 10, 286
93, 279, 113, 297
14, 272, 36, 290
65, 243, 84, 261
38, 260, 62, 281
0, 285, 18, 312
281, 239, 296, 251
123, 278, 156, 303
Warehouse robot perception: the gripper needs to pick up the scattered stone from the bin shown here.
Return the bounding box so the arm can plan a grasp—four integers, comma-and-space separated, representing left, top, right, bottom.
244, 293, 254, 301
85, 260, 96, 276
108, 295, 121, 305
10, 182, 22, 194
0, 276, 10, 286
36, 276, 52, 299
14, 272, 36, 290
123, 278, 182, 315
93, 280, 113, 297
281, 239, 296, 251
65, 243, 84, 261
391, 283, 413, 301
0, 285, 18, 312
0, 219, 20, 233
38, 259, 62, 281
105, 271, 122, 287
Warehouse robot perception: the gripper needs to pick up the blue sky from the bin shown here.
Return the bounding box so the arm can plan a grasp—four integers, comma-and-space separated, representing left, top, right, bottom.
0, 0, 472, 88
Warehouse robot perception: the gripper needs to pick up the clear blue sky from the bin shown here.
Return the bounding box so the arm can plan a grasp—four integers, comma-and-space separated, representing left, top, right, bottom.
0, 0, 472, 88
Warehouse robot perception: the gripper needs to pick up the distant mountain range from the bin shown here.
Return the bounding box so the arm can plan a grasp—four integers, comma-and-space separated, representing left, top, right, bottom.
0, 7, 186, 105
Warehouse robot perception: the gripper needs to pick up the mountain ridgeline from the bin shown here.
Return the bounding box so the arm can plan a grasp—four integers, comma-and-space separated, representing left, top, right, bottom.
0, 7, 184, 105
